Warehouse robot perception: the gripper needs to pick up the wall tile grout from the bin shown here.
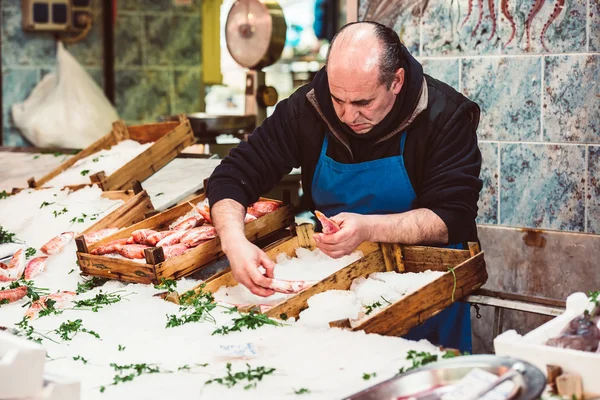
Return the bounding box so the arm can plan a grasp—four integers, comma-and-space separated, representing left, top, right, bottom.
417, 52, 599, 60
585, 145, 589, 233
587, 0, 591, 53
497, 141, 501, 225
540, 56, 545, 142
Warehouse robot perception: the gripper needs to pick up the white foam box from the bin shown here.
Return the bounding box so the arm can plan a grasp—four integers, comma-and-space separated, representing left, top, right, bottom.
494, 292, 600, 397
0, 331, 46, 398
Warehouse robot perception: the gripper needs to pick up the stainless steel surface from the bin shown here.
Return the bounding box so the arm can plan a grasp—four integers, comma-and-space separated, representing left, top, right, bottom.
466, 294, 565, 317
343, 355, 546, 400
159, 113, 256, 140
225, 0, 287, 70
465, 362, 526, 400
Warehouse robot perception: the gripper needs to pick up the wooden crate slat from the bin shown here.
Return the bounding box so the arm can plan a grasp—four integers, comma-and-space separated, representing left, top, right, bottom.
98, 189, 135, 202
82, 190, 154, 235
101, 121, 195, 190
350, 251, 487, 336
400, 246, 472, 272
78, 253, 157, 284
127, 121, 180, 143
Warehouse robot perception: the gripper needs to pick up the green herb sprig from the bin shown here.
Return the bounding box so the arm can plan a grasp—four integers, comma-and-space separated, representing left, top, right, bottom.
0, 226, 16, 244
81, 170, 90, 176
54, 319, 100, 341
154, 278, 177, 293
76, 277, 107, 294
365, 296, 392, 315
165, 286, 217, 328
25, 247, 37, 258
294, 388, 310, 395
73, 355, 89, 364
362, 372, 377, 380
73, 290, 124, 312
397, 350, 465, 375
212, 308, 283, 336
206, 363, 276, 390
0, 190, 10, 199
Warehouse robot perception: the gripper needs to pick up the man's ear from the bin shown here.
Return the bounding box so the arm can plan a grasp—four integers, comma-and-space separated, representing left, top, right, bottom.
391, 68, 405, 95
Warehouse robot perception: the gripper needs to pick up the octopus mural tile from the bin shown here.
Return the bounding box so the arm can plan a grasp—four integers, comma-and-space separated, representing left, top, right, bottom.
358, 0, 421, 54
477, 141, 499, 225
419, 58, 459, 90
114, 69, 172, 122
498, 0, 586, 54
544, 55, 600, 143
500, 143, 585, 231
172, 69, 204, 114
421, 0, 501, 56
2, 68, 39, 130
2, 6, 55, 67
115, 14, 143, 67
588, 146, 600, 234
462, 56, 541, 141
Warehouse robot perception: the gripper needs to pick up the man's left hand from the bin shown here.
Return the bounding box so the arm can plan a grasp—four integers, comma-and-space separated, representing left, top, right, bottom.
313, 212, 373, 258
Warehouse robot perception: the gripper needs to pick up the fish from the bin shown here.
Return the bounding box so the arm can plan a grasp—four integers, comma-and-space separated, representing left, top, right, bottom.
162, 244, 189, 259
24, 257, 48, 280
40, 232, 75, 255
181, 226, 218, 247
247, 200, 280, 218
0, 286, 28, 304
244, 213, 258, 224
314, 210, 341, 234
0, 249, 26, 282
116, 244, 149, 259
172, 216, 204, 231
130, 229, 158, 244
83, 228, 119, 245
187, 201, 212, 224
267, 278, 316, 294
145, 230, 177, 246
546, 314, 600, 352
25, 291, 77, 319
156, 230, 189, 247
90, 238, 129, 255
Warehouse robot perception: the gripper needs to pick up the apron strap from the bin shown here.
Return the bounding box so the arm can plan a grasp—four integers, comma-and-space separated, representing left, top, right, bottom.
320, 134, 330, 157
399, 131, 408, 156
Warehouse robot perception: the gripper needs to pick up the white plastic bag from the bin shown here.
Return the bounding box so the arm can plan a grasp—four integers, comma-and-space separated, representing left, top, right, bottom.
12, 42, 119, 148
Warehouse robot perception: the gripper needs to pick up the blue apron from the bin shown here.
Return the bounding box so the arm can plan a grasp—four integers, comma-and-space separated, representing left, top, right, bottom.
311, 132, 472, 353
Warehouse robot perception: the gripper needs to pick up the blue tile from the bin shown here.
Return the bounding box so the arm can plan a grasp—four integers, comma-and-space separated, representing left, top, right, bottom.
420, 58, 459, 90
145, 14, 201, 67
63, 11, 103, 68
2, 69, 39, 129
114, 69, 172, 122
2, 127, 33, 147
2, 6, 55, 67
498, 0, 586, 54
422, 0, 501, 56
592, 0, 600, 52
358, 0, 420, 54
172, 68, 203, 114
500, 143, 585, 231
589, 146, 600, 234
145, 15, 170, 66
84, 67, 104, 89
462, 56, 541, 141
115, 14, 143, 67
544, 55, 600, 143
477, 141, 498, 225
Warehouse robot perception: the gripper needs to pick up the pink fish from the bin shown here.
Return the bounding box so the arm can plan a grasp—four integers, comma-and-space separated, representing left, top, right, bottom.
267, 278, 315, 294
247, 201, 280, 218
188, 201, 212, 225
145, 230, 177, 246
41, 232, 75, 255
84, 228, 119, 245
0, 286, 27, 304
162, 244, 189, 259
24, 257, 48, 280
25, 291, 77, 319
116, 244, 149, 259
130, 229, 157, 244
156, 230, 189, 247
0, 249, 26, 282
172, 216, 204, 231
181, 226, 217, 247
314, 210, 341, 234
126, 236, 135, 244
90, 238, 129, 255
244, 213, 258, 224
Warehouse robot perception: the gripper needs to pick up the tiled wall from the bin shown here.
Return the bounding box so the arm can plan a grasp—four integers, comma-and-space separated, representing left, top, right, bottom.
1, 0, 203, 147
359, 0, 599, 236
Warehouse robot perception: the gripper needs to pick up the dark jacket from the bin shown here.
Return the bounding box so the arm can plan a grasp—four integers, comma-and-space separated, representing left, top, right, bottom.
207, 54, 483, 245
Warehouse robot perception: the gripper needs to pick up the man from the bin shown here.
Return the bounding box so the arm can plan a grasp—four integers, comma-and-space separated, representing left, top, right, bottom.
206, 21, 482, 352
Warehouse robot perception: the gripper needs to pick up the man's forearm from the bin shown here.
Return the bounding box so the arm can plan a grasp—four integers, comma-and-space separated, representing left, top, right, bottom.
211, 199, 246, 252
366, 208, 449, 245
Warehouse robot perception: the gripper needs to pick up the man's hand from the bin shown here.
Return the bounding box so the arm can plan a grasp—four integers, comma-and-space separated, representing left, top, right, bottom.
225, 238, 276, 297
313, 212, 373, 258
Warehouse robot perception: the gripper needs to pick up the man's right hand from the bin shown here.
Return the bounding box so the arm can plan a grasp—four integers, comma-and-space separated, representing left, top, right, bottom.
224, 238, 276, 297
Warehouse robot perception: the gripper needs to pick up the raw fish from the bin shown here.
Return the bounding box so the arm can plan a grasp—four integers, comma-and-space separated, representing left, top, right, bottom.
247, 201, 280, 218
90, 238, 129, 255
146, 230, 177, 246
84, 228, 119, 245
131, 229, 157, 244
41, 232, 75, 255
546, 314, 600, 352
0, 286, 27, 304
24, 256, 48, 279
162, 244, 189, 259
25, 291, 77, 319
172, 216, 204, 231
268, 278, 316, 294
314, 210, 340, 234
156, 231, 188, 247
0, 249, 26, 282
116, 244, 149, 259
181, 226, 217, 247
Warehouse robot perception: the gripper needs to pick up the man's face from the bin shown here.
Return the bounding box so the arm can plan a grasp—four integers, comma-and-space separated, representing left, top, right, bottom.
328, 67, 403, 134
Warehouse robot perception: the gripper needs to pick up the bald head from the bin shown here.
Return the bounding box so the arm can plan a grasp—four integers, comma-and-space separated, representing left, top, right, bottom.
324, 22, 406, 134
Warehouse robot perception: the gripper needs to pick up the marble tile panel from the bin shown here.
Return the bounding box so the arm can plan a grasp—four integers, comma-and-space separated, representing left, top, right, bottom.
145, 14, 202, 67
543, 55, 600, 143
2, 6, 56, 67
115, 13, 143, 68
477, 141, 498, 225
462, 56, 541, 141
138, 0, 173, 12
2, 127, 33, 147
419, 58, 459, 90
358, 0, 421, 54
172, 68, 203, 114
591, 0, 600, 52
498, 0, 586, 54
2, 68, 39, 129
114, 69, 172, 122
588, 146, 600, 234
500, 143, 586, 231
63, 11, 104, 67
422, 0, 501, 56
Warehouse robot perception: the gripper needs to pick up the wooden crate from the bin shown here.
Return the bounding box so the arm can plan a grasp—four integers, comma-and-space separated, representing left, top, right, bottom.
27, 116, 195, 191
188, 224, 487, 337
75, 193, 296, 284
